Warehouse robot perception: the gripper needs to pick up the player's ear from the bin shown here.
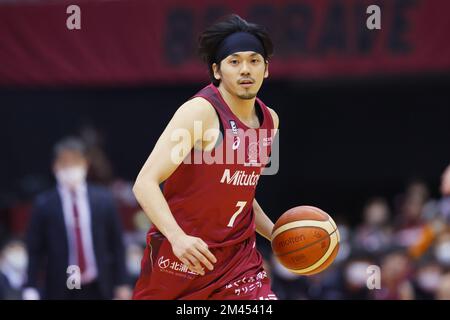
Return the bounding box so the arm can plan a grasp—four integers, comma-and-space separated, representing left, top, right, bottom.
212, 63, 221, 80
264, 61, 269, 78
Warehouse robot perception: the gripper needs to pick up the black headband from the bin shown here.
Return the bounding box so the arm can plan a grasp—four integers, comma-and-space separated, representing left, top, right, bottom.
214, 31, 266, 64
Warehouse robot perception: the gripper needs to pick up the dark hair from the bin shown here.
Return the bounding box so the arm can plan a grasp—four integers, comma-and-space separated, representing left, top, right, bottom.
198, 14, 274, 86
53, 136, 87, 161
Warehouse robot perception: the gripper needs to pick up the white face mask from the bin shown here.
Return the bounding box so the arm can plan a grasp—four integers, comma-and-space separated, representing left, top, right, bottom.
435, 241, 450, 266
345, 261, 371, 288
417, 271, 441, 292
4, 249, 28, 272
55, 166, 87, 188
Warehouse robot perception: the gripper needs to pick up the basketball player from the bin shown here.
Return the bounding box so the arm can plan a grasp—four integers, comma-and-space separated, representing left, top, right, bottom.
132, 14, 279, 300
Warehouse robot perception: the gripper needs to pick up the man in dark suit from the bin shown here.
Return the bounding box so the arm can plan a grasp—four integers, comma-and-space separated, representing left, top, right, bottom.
24, 137, 131, 300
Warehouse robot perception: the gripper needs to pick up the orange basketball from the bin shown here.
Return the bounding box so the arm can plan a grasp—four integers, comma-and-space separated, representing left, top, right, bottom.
271, 205, 340, 276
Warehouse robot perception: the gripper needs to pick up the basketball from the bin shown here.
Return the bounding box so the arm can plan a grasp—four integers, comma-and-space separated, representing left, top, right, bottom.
271, 205, 340, 276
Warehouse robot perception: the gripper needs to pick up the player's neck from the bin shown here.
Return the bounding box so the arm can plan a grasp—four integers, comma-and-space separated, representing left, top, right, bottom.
217, 85, 256, 121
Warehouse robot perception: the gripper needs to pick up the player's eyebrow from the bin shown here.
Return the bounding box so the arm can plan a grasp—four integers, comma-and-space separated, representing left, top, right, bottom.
230, 52, 261, 58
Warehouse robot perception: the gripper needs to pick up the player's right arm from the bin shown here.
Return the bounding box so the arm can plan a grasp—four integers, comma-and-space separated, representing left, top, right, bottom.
132, 97, 217, 275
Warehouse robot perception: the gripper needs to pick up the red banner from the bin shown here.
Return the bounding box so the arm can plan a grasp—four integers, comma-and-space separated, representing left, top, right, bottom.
1, 0, 449, 86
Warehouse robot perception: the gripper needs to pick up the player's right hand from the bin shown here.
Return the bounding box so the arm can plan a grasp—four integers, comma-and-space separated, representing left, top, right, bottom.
169, 233, 217, 276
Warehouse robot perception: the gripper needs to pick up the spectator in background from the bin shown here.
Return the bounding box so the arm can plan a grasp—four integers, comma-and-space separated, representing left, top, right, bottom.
0, 239, 28, 299
353, 198, 393, 255
373, 249, 415, 300
433, 230, 450, 269
405, 179, 430, 205
412, 257, 443, 300
422, 164, 450, 223
406, 167, 450, 260
340, 254, 375, 300
438, 165, 450, 222
436, 273, 450, 300
393, 181, 429, 250
24, 137, 131, 300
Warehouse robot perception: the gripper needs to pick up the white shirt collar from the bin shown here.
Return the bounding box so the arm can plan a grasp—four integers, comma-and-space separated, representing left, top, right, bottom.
57, 182, 88, 197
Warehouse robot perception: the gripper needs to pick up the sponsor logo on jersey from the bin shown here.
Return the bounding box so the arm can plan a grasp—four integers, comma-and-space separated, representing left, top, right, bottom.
157, 256, 199, 276
225, 271, 272, 297
220, 169, 260, 186
229, 120, 238, 135
157, 256, 170, 269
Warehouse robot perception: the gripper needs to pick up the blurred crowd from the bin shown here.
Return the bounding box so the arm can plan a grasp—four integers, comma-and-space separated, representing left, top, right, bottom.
0, 130, 149, 300
265, 166, 450, 300
0, 129, 449, 300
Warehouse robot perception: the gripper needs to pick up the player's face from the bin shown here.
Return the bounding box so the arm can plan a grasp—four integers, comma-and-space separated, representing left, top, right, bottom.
213, 51, 268, 100
441, 166, 450, 196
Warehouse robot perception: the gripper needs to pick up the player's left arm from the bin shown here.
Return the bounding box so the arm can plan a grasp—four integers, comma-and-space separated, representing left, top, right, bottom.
254, 198, 275, 241
254, 107, 279, 241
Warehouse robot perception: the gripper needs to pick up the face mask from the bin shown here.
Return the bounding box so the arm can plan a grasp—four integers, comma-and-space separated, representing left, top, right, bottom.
56, 166, 87, 188
417, 271, 441, 292
435, 241, 450, 266
4, 249, 28, 272
345, 262, 370, 288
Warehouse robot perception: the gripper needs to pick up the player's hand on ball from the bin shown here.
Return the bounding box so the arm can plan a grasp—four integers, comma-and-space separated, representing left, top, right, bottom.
169, 233, 217, 275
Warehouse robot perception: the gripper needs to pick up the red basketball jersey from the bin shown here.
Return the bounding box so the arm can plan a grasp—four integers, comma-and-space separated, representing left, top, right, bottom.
148, 83, 276, 248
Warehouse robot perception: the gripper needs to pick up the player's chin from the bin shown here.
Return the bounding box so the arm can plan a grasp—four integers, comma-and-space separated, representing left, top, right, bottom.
237, 92, 257, 100
236, 88, 257, 99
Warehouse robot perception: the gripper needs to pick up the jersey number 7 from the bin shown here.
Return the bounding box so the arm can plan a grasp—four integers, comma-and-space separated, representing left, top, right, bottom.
227, 201, 247, 227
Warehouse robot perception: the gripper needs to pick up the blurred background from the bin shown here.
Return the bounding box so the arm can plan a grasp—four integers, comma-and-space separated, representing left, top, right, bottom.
1, 0, 450, 299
